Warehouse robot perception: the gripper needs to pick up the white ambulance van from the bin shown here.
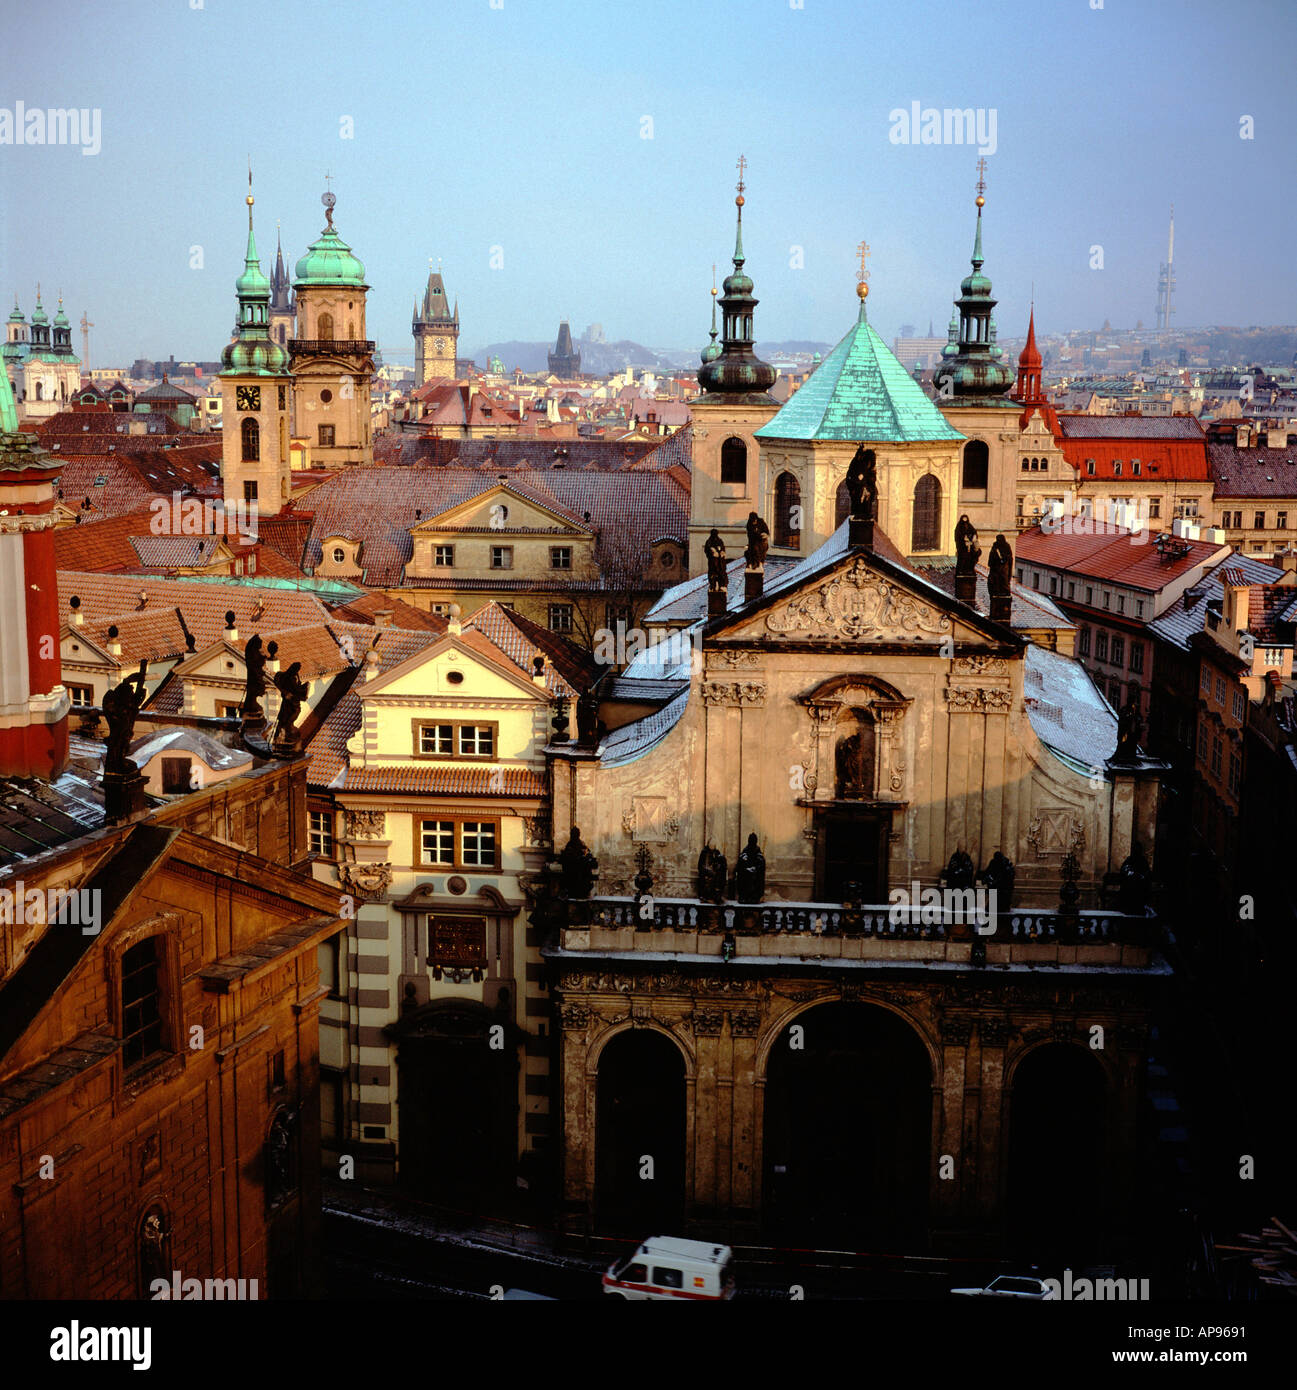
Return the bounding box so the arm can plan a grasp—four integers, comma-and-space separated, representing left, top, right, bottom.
602, 1236, 735, 1300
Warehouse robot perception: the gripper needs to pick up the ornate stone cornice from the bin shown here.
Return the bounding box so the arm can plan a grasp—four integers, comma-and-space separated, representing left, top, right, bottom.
700, 680, 766, 707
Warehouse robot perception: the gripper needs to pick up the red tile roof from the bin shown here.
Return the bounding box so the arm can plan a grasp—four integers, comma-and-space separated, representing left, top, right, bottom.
328, 590, 448, 632
1208, 443, 1297, 498
1015, 524, 1227, 592
464, 601, 599, 697
341, 765, 546, 796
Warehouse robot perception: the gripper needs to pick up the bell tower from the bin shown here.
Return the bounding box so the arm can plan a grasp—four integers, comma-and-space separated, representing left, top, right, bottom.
687, 157, 780, 575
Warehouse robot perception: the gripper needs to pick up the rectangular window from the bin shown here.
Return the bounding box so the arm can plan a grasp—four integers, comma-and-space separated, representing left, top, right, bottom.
1135, 600, 1144, 618
460, 821, 497, 868
121, 938, 165, 1069
1113, 461, 1122, 477
550, 546, 572, 570
161, 756, 191, 793
490, 545, 513, 570
1148, 496, 1161, 518
1067, 581, 1076, 599
1202, 666, 1212, 692
1255, 511, 1266, 530
216, 700, 242, 717
549, 603, 574, 633
1210, 737, 1223, 778
66, 683, 94, 707
1116, 594, 1125, 614
420, 820, 455, 865
1110, 636, 1124, 666
318, 424, 336, 447
1279, 512, 1288, 530
457, 725, 495, 757
1096, 631, 1109, 661
243, 480, 258, 503
1102, 591, 1111, 609
434, 545, 454, 567
1086, 460, 1096, 476
418, 723, 454, 755
1229, 752, 1241, 797
1214, 674, 1226, 704
1130, 643, 1144, 674
1232, 689, 1245, 721
653, 1266, 684, 1290
1049, 576, 1058, 596
1085, 587, 1094, 606
1132, 461, 1141, 476
418, 819, 500, 870
1198, 720, 1209, 760
1078, 626, 1091, 656
309, 809, 334, 857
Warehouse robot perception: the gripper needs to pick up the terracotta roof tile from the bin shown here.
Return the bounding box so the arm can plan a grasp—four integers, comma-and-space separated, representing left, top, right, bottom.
341, 765, 545, 796
1015, 524, 1227, 592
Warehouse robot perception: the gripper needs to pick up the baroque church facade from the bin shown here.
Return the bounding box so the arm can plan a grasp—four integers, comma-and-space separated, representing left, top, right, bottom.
540, 178, 1165, 1255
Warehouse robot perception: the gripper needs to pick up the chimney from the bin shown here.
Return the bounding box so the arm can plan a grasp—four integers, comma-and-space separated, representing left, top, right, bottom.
1236, 423, 1251, 448
1222, 576, 1249, 636
374, 608, 393, 629
69, 595, 83, 626
1279, 548, 1297, 579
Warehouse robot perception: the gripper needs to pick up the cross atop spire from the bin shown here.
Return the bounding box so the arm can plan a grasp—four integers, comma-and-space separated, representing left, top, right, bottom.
856, 240, 871, 319
976, 157, 987, 197
735, 154, 747, 198
324, 170, 333, 193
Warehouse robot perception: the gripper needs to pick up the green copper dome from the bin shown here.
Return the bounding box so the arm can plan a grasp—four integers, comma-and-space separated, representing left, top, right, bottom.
696, 191, 777, 400
236, 221, 271, 297
29, 296, 48, 326
221, 190, 290, 378
8, 299, 24, 324
931, 196, 1015, 405
222, 337, 287, 374
294, 220, 367, 288
52, 299, 70, 328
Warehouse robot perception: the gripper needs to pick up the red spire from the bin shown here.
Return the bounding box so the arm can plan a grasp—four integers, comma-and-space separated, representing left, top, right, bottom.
1019, 307, 1042, 371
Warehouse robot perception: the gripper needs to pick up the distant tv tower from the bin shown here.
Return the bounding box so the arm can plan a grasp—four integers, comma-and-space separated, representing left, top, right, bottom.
1155, 206, 1175, 331
79, 310, 93, 371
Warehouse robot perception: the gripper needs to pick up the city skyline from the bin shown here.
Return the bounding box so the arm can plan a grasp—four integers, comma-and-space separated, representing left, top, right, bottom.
2, 0, 1295, 366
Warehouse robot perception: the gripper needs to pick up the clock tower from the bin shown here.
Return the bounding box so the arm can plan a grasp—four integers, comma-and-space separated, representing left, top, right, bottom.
413, 262, 459, 384
220, 180, 292, 519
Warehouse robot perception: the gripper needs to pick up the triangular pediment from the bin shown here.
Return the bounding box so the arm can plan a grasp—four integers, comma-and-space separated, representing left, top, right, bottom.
409, 483, 586, 536
719, 551, 1016, 648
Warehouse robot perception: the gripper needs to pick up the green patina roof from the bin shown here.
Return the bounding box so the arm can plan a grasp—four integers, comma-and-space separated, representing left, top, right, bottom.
294, 225, 367, 288
755, 304, 964, 444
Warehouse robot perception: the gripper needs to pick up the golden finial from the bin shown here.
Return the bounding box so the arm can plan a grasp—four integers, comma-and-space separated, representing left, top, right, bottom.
856, 240, 871, 301
710, 263, 717, 297
975, 157, 987, 209
735, 154, 747, 207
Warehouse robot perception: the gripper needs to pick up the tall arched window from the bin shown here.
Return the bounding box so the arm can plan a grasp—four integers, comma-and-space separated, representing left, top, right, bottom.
834, 479, 852, 530
911, 474, 941, 551
241, 416, 260, 462
720, 436, 747, 485
962, 439, 989, 491
774, 471, 801, 547
317, 311, 334, 341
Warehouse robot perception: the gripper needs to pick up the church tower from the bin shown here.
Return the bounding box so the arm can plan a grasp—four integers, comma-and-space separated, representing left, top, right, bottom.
931, 172, 1026, 537
269, 226, 296, 351
413, 264, 459, 384
220, 180, 292, 518
687, 158, 779, 575
290, 187, 374, 469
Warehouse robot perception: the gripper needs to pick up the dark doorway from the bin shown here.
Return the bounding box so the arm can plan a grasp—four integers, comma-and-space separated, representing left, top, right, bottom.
595, 1030, 686, 1235
1008, 1044, 1108, 1261
395, 1003, 518, 1206
817, 812, 888, 901
764, 1002, 931, 1248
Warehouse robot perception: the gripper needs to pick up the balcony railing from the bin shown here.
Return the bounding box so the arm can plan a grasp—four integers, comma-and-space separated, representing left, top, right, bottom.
576, 896, 1154, 945
288, 338, 375, 356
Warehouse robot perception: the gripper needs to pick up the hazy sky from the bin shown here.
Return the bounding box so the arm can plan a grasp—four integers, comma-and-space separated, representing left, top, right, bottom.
3, 0, 1294, 367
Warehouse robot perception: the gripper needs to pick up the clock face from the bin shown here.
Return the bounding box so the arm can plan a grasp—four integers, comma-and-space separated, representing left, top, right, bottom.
236, 385, 261, 412
435, 338, 446, 351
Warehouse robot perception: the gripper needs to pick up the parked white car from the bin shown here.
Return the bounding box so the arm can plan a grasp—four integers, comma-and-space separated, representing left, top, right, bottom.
951, 1274, 1056, 1299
